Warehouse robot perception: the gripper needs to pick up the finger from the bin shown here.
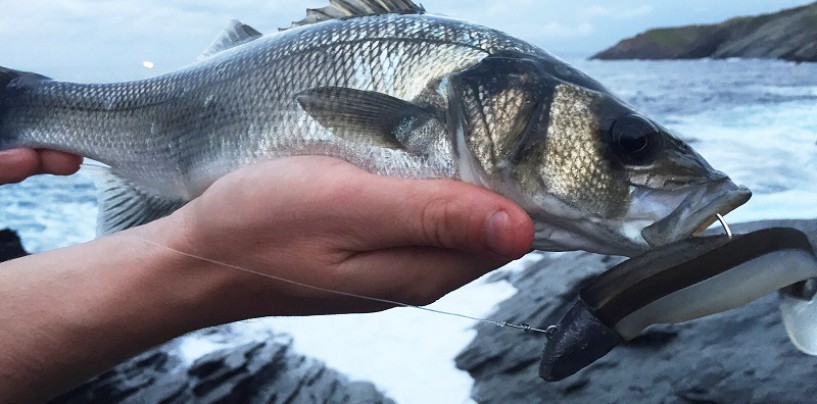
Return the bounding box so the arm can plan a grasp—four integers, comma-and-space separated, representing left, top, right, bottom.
0, 149, 39, 184
36, 149, 83, 176
347, 176, 534, 259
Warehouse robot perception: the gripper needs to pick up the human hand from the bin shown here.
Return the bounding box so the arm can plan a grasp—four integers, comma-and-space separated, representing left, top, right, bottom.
0, 155, 533, 400
0, 148, 83, 184
152, 156, 534, 319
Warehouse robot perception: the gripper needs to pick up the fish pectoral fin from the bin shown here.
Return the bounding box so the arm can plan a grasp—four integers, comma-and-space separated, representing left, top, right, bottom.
198, 20, 263, 61
296, 86, 433, 149
283, 0, 425, 31
86, 167, 187, 236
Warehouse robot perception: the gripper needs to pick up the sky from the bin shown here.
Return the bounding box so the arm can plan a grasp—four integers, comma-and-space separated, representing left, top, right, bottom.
0, 0, 813, 81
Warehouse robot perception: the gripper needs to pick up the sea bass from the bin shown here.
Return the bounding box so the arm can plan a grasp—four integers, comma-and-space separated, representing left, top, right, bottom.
0, 0, 750, 256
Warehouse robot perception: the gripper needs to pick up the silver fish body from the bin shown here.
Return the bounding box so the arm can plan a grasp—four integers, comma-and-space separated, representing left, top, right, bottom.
0, 1, 750, 256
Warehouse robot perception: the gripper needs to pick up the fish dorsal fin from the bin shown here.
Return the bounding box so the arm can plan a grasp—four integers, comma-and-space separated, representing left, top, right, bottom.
198, 19, 263, 61
283, 0, 425, 31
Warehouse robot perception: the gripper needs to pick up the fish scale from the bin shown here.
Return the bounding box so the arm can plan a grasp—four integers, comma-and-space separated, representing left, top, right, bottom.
0, 0, 750, 257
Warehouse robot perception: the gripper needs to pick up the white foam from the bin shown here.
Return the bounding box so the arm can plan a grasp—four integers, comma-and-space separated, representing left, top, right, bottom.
669, 102, 817, 222
2, 58, 816, 403
258, 265, 521, 404
0, 171, 97, 252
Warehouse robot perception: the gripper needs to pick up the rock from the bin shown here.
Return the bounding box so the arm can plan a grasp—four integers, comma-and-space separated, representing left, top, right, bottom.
0, 228, 28, 262
3, 227, 391, 403
593, 2, 817, 62
457, 220, 817, 403
51, 325, 394, 404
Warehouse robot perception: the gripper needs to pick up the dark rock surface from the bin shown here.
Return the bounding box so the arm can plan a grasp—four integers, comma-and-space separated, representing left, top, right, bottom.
0, 228, 28, 262
51, 325, 394, 404
457, 220, 817, 403
2, 229, 390, 403
593, 2, 817, 62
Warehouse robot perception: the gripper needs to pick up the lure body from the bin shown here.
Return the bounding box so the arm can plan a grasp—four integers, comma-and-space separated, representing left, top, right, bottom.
540, 227, 817, 381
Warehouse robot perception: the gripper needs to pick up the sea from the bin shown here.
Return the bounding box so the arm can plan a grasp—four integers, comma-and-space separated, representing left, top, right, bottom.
1, 57, 816, 403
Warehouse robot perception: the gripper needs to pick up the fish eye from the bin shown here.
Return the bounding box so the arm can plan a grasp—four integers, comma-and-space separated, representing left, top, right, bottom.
610, 114, 662, 165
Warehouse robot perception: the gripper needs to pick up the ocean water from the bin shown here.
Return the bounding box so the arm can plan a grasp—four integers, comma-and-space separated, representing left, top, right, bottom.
1, 57, 816, 403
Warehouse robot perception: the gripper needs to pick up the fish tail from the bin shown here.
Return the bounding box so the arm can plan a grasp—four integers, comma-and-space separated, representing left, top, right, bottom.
0, 66, 49, 150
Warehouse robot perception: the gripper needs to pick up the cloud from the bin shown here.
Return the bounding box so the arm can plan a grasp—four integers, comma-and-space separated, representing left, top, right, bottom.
540, 22, 595, 38
1, 0, 806, 79
0, 0, 609, 78
0, 0, 316, 79
584, 4, 653, 19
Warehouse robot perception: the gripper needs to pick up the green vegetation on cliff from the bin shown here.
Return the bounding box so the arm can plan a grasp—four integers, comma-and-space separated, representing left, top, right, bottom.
593, 2, 817, 62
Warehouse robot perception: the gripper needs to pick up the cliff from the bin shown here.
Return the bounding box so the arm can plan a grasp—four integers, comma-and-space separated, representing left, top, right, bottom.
593, 2, 817, 62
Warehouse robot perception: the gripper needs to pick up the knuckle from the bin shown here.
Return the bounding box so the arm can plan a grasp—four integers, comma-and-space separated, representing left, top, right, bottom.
417, 194, 458, 248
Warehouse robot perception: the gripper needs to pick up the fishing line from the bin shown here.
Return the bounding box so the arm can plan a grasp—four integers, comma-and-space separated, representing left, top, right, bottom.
136, 237, 552, 335
135, 213, 735, 337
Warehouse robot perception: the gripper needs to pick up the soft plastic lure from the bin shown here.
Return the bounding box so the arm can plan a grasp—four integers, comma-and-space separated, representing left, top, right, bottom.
539, 227, 817, 381
780, 278, 817, 355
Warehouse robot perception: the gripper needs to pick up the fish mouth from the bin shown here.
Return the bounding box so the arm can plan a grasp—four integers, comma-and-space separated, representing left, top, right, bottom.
641, 180, 752, 248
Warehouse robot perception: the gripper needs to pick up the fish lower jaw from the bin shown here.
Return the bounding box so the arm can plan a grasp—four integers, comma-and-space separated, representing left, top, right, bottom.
641, 183, 752, 248
691, 216, 721, 237
532, 220, 647, 257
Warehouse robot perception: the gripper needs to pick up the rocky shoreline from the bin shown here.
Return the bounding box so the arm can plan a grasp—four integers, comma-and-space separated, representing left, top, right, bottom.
593, 2, 817, 62
0, 230, 394, 404
0, 229, 27, 262
6, 221, 817, 402
457, 219, 817, 403
51, 326, 394, 404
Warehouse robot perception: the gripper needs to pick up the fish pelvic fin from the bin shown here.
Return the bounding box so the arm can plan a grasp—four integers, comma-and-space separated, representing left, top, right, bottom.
0, 67, 49, 150
86, 166, 187, 236
283, 0, 425, 31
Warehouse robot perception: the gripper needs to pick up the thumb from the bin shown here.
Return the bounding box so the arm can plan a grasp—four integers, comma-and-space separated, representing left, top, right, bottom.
362, 177, 534, 259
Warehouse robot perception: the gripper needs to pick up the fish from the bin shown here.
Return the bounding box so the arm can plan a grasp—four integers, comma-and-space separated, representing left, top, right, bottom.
0, 0, 750, 256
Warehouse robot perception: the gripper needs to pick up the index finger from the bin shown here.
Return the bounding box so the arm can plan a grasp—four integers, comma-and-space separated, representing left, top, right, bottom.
0, 149, 39, 184
0, 149, 83, 184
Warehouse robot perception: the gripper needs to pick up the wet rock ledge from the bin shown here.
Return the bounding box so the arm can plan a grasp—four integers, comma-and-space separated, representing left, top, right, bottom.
0, 230, 393, 404
456, 220, 817, 403
0, 229, 27, 262
51, 327, 394, 404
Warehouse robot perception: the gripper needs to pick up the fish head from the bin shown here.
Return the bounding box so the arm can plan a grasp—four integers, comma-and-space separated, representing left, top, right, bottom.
449, 52, 751, 256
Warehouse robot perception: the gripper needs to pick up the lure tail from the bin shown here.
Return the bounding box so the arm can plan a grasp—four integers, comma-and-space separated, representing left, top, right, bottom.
780, 280, 817, 356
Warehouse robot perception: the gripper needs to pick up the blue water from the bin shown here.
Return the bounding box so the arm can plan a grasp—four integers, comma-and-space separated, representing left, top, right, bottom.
1, 57, 815, 404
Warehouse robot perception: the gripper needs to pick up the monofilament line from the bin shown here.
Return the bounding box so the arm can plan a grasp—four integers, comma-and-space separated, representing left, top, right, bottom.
136, 237, 551, 335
